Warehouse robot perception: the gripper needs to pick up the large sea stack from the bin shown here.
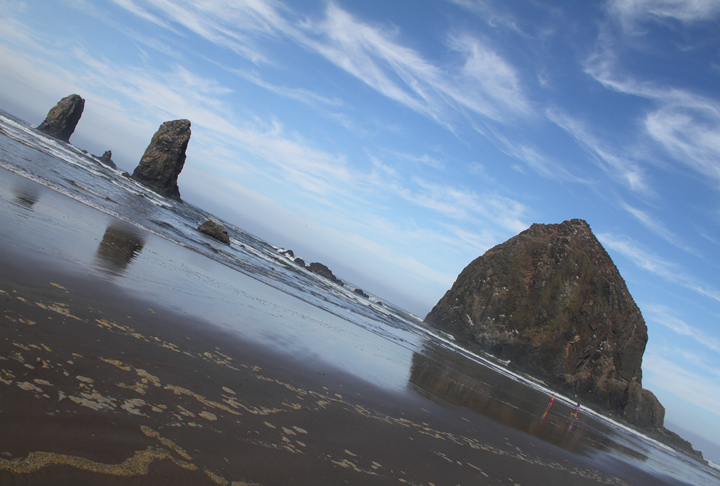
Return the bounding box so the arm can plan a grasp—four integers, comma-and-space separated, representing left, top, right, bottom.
131, 119, 191, 200
36, 94, 85, 142
425, 219, 664, 429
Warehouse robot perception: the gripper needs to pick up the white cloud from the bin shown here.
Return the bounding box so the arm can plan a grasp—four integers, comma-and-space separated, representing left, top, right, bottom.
110, 0, 175, 31
644, 304, 720, 354
113, 1, 530, 129
367, 169, 528, 235
388, 151, 446, 171
488, 126, 592, 183
226, 69, 343, 108
608, 0, 720, 31
585, 52, 720, 189
448, 0, 526, 34
599, 232, 677, 276
644, 104, 720, 187
644, 353, 720, 417
112, 0, 288, 64
599, 232, 720, 303
619, 201, 698, 254
546, 109, 651, 193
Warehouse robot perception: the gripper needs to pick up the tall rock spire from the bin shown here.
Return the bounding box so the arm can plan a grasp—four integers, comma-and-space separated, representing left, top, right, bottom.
131, 119, 191, 200
36, 94, 85, 142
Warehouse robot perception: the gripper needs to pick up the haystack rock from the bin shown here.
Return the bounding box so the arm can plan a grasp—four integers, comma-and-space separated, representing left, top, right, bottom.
424, 219, 664, 429
131, 119, 191, 200
37, 94, 85, 142
198, 220, 230, 245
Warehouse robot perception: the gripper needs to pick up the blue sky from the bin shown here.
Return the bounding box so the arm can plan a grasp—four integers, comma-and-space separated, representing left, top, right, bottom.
1, 0, 719, 459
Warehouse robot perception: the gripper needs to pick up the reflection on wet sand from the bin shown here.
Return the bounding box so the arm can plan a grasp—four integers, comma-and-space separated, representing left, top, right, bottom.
94, 224, 145, 275
12, 182, 39, 209
408, 341, 645, 460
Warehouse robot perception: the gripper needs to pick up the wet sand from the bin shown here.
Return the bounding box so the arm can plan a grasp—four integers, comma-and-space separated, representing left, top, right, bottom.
0, 172, 692, 485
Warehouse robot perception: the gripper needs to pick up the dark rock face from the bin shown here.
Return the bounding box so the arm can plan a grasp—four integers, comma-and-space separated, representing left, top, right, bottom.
623, 380, 664, 428
198, 220, 230, 245
98, 150, 116, 169
308, 262, 343, 286
37, 94, 85, 142
424, 219, 662, 428
354, 288, 369, 298
294, 258, 306, 267
131, 119, 191, 200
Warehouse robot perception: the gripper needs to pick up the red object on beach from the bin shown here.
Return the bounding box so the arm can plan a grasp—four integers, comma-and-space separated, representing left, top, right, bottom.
541, 393, 555, 422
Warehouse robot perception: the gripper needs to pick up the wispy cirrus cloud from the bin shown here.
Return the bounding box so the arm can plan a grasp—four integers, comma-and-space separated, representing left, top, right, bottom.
111, 0, 531, 129
608, 0, 720, 31
226, 69, 343, 108
402, 177, 527, 231
486, 126, 592, 183
112, 0, 289, 64
619, 201, 698, 254
599, 232, 720, 303
299, 5, 532, 126
644, 304, 720, 354
585, 50, 720, 189
110, 0, 176, 31
643, 353, 720, 417
546, 109, 651, 193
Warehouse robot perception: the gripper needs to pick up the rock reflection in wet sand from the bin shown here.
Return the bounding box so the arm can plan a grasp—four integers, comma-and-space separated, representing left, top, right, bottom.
12, 182, 39, 209
408, 341, 645, 460
94, 223, 145, 275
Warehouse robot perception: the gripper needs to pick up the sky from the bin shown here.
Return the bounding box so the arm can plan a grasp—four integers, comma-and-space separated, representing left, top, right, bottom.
0, 0, 719, 461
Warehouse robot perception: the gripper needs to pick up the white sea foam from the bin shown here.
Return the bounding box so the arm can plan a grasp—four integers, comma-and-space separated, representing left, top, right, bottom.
3, 111, 718, 485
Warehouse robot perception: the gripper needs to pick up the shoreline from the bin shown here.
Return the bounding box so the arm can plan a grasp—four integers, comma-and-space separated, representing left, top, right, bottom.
423, 327, 708, 465
0, 155, 708, 485
0, 233, 675, 486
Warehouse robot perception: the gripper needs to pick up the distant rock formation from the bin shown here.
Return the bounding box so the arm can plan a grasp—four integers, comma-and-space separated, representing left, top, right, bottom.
37, 94, 85, 142
294, 258, 306, 267
354, 288, 369, 298
131, 119, 191, 200
99, 150, 116, 168
424, 219, 664, 429
308, 262, 344, 286
93, 150, 116, 169
198, 220, 230, 245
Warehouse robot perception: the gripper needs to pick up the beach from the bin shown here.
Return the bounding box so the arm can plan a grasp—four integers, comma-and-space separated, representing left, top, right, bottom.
0, 136, 716, 485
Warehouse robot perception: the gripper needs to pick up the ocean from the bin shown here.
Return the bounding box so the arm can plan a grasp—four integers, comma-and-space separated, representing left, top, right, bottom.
1, 108, 718, 485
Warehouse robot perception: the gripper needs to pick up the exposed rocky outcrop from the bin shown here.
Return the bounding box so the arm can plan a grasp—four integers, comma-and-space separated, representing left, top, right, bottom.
651, 427, 707, 465
37, 94, 85, 142
294, 258, 306, 267
97, 150, 116, 169
308, 262, 343, 286
424, 219, 663, 429
131, 119, 191, 200
198, 220, 230, 245
354, 288, 369, 298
